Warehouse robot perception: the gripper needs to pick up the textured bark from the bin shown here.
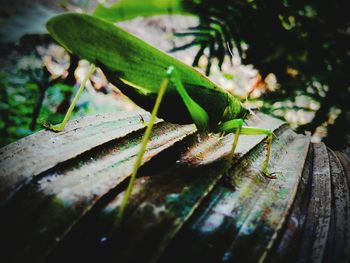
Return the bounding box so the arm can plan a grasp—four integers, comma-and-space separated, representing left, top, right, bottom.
0, 112, 348, 263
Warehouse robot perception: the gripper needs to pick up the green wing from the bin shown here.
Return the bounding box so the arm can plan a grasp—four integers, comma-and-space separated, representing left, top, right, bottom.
47, 13, 219, 94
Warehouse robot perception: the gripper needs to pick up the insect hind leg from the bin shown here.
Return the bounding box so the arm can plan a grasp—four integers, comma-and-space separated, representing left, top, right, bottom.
217, 119, 244, 162
116, 68, 171, 223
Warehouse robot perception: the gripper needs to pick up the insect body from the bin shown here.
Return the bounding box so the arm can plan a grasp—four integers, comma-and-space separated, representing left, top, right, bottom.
46, 13, 274, 222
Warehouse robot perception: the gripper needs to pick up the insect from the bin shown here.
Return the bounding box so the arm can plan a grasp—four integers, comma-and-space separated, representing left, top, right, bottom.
46, 13, 275, 222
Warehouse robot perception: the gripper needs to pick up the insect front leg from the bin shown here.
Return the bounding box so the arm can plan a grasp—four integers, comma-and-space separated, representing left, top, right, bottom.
217, 119, 244, 162
166, 66, 209, 132
43, 64, 96, 132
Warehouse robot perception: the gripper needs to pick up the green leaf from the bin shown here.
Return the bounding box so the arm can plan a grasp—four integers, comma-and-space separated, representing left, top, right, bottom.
52, 83, 74, 92
93, 0, 190, 22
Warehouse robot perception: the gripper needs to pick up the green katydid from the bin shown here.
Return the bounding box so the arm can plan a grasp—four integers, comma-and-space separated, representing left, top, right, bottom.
45, 13, 275, 221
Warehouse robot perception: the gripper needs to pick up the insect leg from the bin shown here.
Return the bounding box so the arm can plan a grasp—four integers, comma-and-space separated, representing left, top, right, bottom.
217, 119, 244, 163
44, 64, 96, 132
117, 67, 171, 223
240, 126, 274, 177
167, 66, 209, 132
218, 122, 274, 177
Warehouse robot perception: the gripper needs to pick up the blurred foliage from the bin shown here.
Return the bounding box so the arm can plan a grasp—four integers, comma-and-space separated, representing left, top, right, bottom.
176, 0, 350, 148
0, 42, 126, 147
0, 1, 136, 147
0, 4, 57, 43
0, 46, 70, 146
